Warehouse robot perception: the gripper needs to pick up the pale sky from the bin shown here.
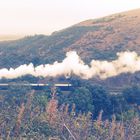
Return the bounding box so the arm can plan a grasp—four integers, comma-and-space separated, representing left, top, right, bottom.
0, 0, 140, 35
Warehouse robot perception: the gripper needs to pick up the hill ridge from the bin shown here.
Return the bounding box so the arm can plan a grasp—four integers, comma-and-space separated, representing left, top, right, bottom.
0, 8, 140, 87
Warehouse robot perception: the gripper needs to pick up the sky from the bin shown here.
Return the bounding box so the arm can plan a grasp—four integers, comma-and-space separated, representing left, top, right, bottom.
0, 0, 140, 36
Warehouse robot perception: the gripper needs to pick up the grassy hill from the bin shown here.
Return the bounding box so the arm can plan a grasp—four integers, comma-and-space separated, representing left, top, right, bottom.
0, 9, 140, 87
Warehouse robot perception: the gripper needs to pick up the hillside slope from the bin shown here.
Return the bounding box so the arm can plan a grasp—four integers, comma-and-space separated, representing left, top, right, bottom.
0, 9, 140, 87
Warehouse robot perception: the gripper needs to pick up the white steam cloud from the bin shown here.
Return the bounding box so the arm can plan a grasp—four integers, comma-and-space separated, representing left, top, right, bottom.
0, 51, 140, 79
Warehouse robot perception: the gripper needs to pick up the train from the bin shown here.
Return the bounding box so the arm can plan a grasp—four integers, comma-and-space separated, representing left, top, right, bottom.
0, 83, 72, 91
0, 83, 126, 94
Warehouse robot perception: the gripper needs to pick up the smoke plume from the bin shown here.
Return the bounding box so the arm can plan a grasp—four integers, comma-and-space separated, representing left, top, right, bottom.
0, 51, 140, 79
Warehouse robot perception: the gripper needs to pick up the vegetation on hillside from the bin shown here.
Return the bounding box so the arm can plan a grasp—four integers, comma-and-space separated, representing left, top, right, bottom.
0, 9, 140, 139
0, 10, 140, 87
0, 83, 140, 139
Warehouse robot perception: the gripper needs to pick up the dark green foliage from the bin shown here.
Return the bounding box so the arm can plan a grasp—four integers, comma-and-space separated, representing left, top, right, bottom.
3, 84, 31, 106
33, 91, 49, 108
110, 95, 129, 114
32, 120, 57, 137
88, 85, 112, 118
58, 83, 114, 118
58, 87, 94, 113
117, 109, 138, 121
123, 85, 140, 105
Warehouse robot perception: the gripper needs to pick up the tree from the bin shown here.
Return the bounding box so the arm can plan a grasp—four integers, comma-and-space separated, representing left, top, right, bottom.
58, 87, 94, 113
123, 85, 140, 105
89, 85, 111, 118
